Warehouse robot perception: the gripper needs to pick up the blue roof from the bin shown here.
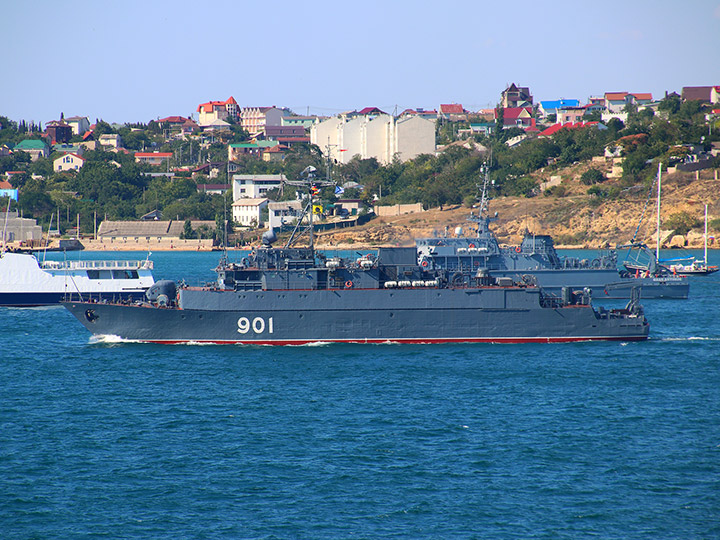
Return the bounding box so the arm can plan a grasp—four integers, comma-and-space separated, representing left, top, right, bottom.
540, 99, 580, 109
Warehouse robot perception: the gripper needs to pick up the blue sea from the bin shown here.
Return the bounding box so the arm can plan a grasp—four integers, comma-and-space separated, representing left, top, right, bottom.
2, 249, 719, 539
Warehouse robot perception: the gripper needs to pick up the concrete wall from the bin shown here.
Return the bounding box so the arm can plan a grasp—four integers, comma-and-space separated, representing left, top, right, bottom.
375, 203, 424, 216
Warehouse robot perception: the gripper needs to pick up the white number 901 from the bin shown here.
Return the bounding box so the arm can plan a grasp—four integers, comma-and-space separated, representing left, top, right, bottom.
237, 316, 274, 334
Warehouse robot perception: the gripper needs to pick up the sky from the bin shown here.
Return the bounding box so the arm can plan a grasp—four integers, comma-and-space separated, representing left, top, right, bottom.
4, 0, 720, 125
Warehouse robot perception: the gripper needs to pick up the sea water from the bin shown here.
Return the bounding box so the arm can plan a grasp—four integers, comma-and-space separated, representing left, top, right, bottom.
1, 250, 719, 539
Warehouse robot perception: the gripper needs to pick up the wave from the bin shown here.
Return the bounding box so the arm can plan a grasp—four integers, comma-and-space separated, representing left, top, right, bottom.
89, 334, 141, 345
654, 336, 720, 342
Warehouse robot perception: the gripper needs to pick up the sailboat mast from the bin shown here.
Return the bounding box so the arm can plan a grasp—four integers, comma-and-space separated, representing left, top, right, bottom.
655, 163, 662, 262
704, 204, 708, 264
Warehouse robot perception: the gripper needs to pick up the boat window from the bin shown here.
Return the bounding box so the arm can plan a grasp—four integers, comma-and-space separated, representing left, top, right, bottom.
87, 270, 113, 279
112, 270, 139, 279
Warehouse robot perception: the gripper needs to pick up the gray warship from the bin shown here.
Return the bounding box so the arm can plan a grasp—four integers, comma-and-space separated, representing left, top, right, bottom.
62, 169, 649, 345
416, 167, 688, 300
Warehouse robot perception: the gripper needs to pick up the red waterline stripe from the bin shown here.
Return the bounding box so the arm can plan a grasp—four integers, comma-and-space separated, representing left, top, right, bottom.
142, 336, 648, 345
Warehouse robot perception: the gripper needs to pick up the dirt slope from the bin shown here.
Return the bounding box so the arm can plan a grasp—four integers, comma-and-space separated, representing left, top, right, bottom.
314, 167, 720, 250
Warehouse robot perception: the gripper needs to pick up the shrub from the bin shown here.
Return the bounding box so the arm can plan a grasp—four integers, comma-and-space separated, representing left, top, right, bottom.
665, 212, 701, 235
580, 168, 606, 185
544, 185, 567, 197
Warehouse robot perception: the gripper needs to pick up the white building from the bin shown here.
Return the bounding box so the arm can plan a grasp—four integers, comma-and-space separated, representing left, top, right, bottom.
65, 116, 90, 136
232, 174, 286, 199
232, 198, 268, 228
310, 113, 435, 165
98, 133, 122, 149
53, 153, 85, 172
268, 200, 305, 230
239, 107, 287, 136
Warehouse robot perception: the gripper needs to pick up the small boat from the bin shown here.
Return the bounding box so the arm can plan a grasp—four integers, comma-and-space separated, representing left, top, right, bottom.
0, 251, 155, 307
618, 163, 692, 294
662, 205, 718, 275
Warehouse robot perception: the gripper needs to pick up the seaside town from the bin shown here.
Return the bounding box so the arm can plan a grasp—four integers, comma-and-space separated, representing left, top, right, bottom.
1, 83, 719, 252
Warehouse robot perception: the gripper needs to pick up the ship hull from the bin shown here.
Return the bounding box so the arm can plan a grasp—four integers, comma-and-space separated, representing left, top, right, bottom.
0, 290, 149, 308
63, 287, 649, 344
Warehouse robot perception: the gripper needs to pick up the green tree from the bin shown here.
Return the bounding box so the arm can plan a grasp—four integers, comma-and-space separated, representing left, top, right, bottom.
181, 219, 195, 239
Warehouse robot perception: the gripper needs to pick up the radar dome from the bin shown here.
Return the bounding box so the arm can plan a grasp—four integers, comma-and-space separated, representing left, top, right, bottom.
261, 229, 277, 246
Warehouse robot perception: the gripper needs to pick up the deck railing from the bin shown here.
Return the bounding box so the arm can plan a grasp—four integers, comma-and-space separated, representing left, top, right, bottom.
40, 259, 153, 271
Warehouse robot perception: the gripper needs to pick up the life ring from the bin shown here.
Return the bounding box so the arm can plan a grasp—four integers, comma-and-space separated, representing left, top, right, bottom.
421, 260, 428, 267
345, 280, 353, 288
515, 246, 521, 253
468, 243, 475, 249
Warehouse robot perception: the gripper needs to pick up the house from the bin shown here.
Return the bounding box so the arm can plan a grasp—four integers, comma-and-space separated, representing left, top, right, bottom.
354, 107, 387, 117
604, 92, 653, 113
399, 108, 438, 121
681, 85, 720, 104
499, 107, 534, 129
239, 107, 288, 137
197, 96, 239, 126
231, 198, 268, 228
469, 122, 495, 136
156, 116, 194, 139
232, 174, 286, 199
196, 184, 230, 195
191, 162, 239, 179
263, 125, 307, 140
54, 153, 85, 172
262, 144, 288, 162
134, 152, 173, 166
556, 106, 586, 124
0, 211, 42, 241
98, 133, 122, 149
281, 115, 320, 129
501, 84, 533, 108
438, 104, 467, 121
180, 118, 199, 137
0, 180, 19, 201
201, 118, 231, 132
538, 121, 605, 137
335, 199, 364, 215
0, 144, 13, 157
53, 143, 84, 156
268, 200, 304, 230
158, 116, 189, 125
13, 139, 49, 161
141, 209, 163, 221
228, 141, 279, 161
537, 99, 581, 119
65, 116, 90, 136
45, 120, 72, 144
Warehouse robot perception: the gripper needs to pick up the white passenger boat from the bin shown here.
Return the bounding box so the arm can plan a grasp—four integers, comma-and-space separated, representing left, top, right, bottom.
0, 251, 155, 307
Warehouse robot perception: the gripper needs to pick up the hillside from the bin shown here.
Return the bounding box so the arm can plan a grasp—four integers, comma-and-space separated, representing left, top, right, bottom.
314, 166, 720, 250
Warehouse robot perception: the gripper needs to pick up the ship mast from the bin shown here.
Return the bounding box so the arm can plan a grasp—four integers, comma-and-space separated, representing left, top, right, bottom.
469, 162, 496, 237
284, 164, 335, 249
